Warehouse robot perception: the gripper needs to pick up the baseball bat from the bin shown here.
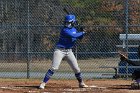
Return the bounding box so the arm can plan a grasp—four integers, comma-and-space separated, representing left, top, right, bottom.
63, 8, 70, 15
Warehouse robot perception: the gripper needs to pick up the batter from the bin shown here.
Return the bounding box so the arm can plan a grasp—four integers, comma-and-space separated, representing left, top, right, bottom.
39, 14, 95, 89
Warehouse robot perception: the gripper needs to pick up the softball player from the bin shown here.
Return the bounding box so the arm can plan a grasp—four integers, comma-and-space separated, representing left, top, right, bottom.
39, 14, 94, 89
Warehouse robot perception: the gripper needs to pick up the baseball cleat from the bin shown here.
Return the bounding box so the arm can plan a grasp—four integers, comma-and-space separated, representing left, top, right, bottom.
39, 82, 46, 89
79, 83, 89, 88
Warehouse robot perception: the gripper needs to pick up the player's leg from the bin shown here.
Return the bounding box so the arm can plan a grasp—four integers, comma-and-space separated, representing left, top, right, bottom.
39, 49, 64, 89
66, 50, 89, 88
39, 69, 54, 89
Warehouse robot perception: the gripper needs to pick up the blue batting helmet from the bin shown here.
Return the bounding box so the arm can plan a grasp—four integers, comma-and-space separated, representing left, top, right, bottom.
65, 14, 76, 22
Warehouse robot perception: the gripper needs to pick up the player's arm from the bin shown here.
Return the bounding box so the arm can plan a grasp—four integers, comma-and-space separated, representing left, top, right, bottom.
120, 53, 140, 66
65, 30, 85, 38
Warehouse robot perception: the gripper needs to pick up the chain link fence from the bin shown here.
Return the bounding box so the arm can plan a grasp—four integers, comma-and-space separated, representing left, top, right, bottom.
0, 0, 140, 79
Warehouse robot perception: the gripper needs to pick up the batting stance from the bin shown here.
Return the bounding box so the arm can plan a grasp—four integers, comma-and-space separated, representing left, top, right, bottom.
39, 14, 94, 89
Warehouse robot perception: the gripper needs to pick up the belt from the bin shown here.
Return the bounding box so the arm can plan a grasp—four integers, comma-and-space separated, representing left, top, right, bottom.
57, 47, 71, 49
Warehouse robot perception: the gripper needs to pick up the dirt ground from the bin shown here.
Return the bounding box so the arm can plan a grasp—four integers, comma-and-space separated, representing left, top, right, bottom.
0, 79, 140, 93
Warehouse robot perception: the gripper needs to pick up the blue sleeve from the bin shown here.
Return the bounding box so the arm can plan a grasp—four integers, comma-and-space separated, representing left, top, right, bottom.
65, 29, 83, 38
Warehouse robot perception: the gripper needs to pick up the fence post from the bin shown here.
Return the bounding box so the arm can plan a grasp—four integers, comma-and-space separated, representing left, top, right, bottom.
124, 0, 129, 79
27, 0, 31, 79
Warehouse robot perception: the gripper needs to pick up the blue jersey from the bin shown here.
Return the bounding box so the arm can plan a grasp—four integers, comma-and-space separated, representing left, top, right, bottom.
56, 27, 84, 49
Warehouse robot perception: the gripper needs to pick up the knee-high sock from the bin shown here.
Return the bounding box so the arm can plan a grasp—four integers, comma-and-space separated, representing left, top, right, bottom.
75, 72, 83, 83
43, 69, 54, 83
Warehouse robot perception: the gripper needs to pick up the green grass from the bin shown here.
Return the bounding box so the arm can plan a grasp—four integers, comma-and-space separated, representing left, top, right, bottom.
0, 57, 120, 73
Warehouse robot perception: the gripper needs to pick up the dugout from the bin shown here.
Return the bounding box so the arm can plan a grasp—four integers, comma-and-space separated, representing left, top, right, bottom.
117, 34, 140, 75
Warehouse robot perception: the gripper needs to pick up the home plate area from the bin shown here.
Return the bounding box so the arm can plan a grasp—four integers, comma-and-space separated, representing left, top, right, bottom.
0, 86, 106, 93
63, 86, 106, 92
